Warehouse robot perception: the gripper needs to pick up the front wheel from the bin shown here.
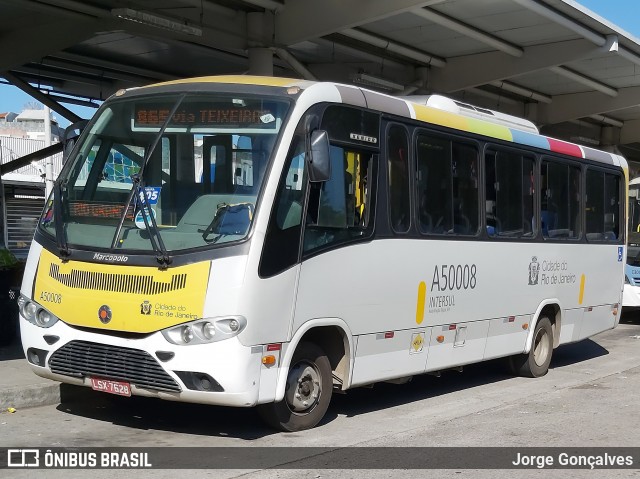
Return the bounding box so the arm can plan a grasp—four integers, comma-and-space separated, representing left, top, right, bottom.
508, 316, 554, 378
257, 341, 333, 432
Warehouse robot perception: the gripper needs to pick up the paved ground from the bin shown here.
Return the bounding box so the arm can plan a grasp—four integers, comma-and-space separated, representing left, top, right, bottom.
1, 312, 640, 478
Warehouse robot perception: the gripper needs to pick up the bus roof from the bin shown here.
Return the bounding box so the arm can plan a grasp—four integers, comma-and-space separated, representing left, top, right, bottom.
129, 75, 623, 167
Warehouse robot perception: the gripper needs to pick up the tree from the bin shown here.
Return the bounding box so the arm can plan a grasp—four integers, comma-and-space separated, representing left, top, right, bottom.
23, 101, 43, 110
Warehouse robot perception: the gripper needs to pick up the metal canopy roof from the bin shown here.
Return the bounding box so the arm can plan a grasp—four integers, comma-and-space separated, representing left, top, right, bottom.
3, 0, 640, 163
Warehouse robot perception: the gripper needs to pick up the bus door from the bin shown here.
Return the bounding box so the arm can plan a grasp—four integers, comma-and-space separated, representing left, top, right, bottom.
202, 135, 232, 193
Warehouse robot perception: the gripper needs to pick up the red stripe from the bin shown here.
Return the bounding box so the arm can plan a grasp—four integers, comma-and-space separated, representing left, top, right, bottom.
547, 138, 583, 158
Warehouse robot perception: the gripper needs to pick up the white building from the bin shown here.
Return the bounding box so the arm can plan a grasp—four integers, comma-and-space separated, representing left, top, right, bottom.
13, 109, 62, 141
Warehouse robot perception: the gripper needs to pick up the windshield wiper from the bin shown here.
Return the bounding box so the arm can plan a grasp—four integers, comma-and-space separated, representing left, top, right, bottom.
134, 174, 172, 267
111, 94, 186, 269
53, 178, 70, 260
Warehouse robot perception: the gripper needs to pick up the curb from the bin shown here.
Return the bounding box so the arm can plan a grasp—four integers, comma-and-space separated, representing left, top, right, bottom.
0, 382, 91, 412
0, 382, 63, 411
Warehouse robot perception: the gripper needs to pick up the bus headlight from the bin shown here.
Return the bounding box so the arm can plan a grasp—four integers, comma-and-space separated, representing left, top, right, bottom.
18, 295, 59, 328
181, 325, 194, 343
202, 322, 216, 340
36, 309, 55, 327
162, 316, 246, 345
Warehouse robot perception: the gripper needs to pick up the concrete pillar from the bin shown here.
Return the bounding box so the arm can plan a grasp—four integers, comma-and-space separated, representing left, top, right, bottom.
601, 125, 621, 147
247, 11, 274, 76
248, 48, 273, 76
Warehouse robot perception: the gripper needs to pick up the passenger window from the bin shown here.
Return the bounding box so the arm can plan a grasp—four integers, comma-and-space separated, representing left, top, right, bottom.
485, 150, 534, 238
586, 169, 621, 242
303, 145, 372, 253
541, 160, 581, 239
387, 126, 410, 233
416, 133, 478, 235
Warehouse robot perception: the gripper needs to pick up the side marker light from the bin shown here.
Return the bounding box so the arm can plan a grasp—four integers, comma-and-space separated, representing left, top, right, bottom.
262, 355, 276, 366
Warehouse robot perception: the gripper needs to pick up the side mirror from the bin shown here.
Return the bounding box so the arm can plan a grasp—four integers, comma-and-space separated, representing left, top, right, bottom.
308, 130, 331, 182
62, 119, 89, 163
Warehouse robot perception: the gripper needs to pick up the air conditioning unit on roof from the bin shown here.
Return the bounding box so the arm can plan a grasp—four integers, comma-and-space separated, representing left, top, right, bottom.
400, 94, 539, 134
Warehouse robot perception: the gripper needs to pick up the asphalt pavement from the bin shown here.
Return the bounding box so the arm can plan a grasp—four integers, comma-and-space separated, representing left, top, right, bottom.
1, 312, 639, 478
2, 306, 640, 416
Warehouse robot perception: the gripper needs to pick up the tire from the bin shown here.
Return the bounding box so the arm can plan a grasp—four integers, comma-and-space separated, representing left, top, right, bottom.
508, 316, 553, 378
257, 341, 333, 432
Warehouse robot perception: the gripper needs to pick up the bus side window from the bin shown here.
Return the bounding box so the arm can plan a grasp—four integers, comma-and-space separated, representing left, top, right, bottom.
303, 146, 372, 253
416, 134, 450, 234
387, 125, 410, 233
451, 142, 479, 235
541, 159, 581, 239
586, 169, 621, 242
485, 149, 534, 238
416, 134, 478, 236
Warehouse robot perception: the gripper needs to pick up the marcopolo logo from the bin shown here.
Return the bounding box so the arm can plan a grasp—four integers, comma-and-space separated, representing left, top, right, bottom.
93, 253, 129, 263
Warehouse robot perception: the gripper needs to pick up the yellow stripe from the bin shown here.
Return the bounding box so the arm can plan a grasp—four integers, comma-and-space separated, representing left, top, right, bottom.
578, 274, 586, 305
412, 104, 513, 142
140, 75, 303, 89
416, 281, 427, 325
467, 118, 513, 141
413, 104, 468, 131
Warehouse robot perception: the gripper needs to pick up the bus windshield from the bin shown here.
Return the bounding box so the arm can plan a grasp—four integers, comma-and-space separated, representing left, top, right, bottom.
39, 93, 290, 254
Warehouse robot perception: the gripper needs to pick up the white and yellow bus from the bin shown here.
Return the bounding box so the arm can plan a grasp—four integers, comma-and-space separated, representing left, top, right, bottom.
19, 76, 627, 431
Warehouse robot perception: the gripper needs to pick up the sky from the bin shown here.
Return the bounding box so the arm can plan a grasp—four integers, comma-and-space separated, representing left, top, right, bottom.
576, 0, 640, 37
1, 0, 640, 128
0, 84, 98, 129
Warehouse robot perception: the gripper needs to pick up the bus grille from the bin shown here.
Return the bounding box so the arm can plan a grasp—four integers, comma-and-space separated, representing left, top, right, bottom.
49, 340, 181, 392
48, 263, 187, 295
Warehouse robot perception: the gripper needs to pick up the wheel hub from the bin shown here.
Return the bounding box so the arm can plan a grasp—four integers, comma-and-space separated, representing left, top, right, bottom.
285, 362, 321, 413
533, 327, 550, 367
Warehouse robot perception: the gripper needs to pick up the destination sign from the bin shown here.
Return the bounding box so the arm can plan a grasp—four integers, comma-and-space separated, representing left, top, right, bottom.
134, 103, 276, 129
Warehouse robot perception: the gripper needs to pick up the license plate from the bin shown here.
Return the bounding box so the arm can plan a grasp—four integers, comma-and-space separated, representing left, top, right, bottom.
90, 377, 131, 397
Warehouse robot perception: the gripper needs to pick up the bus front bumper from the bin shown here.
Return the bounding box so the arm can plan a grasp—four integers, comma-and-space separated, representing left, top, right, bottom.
623, 284, 640, 308
20, 317, 265, 408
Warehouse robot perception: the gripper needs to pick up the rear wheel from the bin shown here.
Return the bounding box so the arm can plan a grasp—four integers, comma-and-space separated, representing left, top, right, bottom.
257, 341, 332, 432
508, 316, 553, 378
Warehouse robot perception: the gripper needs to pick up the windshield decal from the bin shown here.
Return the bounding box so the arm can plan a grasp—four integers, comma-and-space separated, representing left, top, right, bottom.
134, 208, 157, 230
